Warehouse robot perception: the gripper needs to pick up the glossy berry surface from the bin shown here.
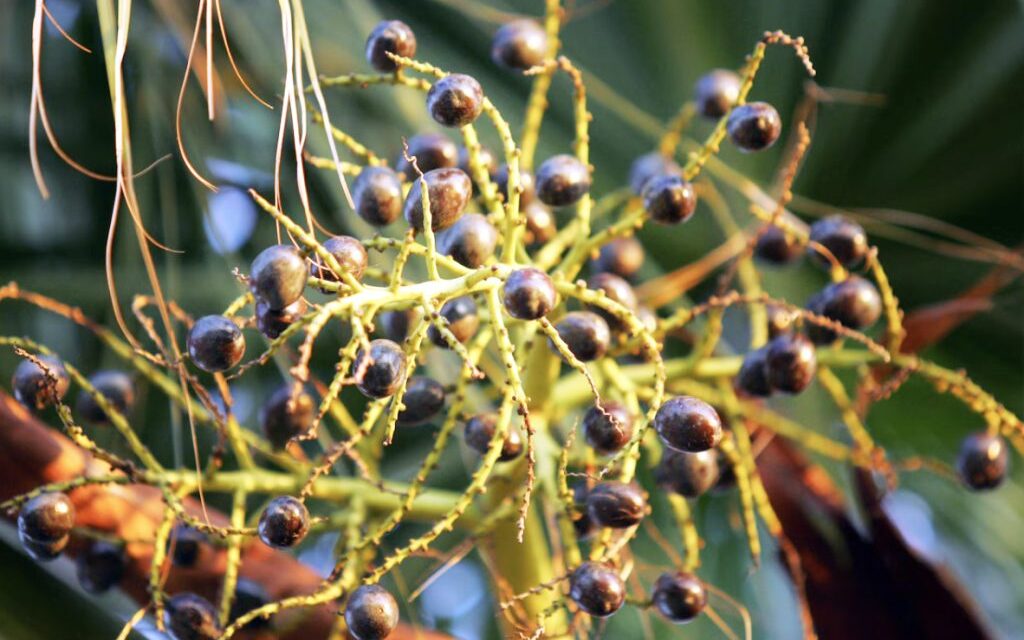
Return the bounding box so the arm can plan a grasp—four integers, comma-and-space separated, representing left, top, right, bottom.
250, 244, 307, 310
229, 579, 271, 629
694, 68, 742, 118
727, 101, 782, 152
377, 309, 414, 343
502, 268, 557, 320
427, 73, 484, 127
396, 376, 446, 426
257, 496, 310, 548
436, 213, 498, 268
643, 174, 698, 225
655, 450, 720, 498
495, 164, 536, 205
187, 315, 245, 373
76, 541, 125, 594
164, 592, 221, 640
353, 339, 408, 399
807, 276, 882, 346
260, 385, 315, 449
464, 413, 523, 461
365, 20, 416, 72
428, 296, 480, 347
569, 562, 626, 618
396, 133, 457, 179
571, 484, 595, 540
19, 529, 67, 561
312, 235, 368, 288
523, 201, 556, 246
735, 347, 771, 397
765, 333, 817, 394
628, 152, 681, 195
255, 298, 307, 339
957, 432, 1009, 491
590, 236, 644, 280
652, 571, 707, 623
75, 370, 134, 425
582, 402, 634, 455
18, 492, 75, 543
586, 481, 646, 528
654, 396, 723, 453
491, 19, 547, 70
403, 168, 473, 232
12, 355, 69, 410
587, 272, 639, 329
169, 525, 205, 567
345, 584, 400, 640
754, 214, 808, 265
807, 215, 868, 269
552, 311, 611, 362
536, 154, 591, 207
353, 166, 403, 226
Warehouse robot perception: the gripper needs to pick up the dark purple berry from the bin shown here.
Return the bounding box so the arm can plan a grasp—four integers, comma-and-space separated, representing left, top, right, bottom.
766, 303, 798, 339
551, 311, 611, 362
808, 215, 868, 269
396, 133, 457, 179
754, 214, 808, 265
765, 333, 817, 394
396, 376, 446, 426
572, 484, 595, 539
491, 19, 547, 71
353, 339, 408, 399
536, 154, 591, 207
807, 277, 882, 346
260, 385, 315, 449
403, 168, 473, 232
428, 296, 480, 347
250, 244, 307, 310
229, 578, 270, 630
187, 315, 245, 373
436, 213, 498, 268
629, 152, 681, 195
257, 496, 309, 548
12, 355, 69, 410
587, 272, 639, 330
164, 592, 221, 640
312, 235, 368, 289
427, 74, 484, 127
495, 164, 536, 205
76, 541, 125, 594
377, 309, 414, 343
694, 69, 741, 118
655, 450, 720, 498
76, 370, 134, 425
727, 102, 782, 152
18, 492, 75, 544
503, 268, 557, 320
591, 236, 644, 280
19, 530, 67, 561
654, 396, 723, 453
735, 347, 771, 398
586, 482, 646, 528
464, 413, 523, 461
523, 201, 556, 245
169, 525, 205, 568
643, 174, 697, 225
569, 562, 626, 617
652, 571, 707, 623
353, 166, 403, 226
957, 432, 1008, 491
365, 20, 416, 72
582, 402, 634, 455
345, 584, 400, 640
256, 298, 307, 339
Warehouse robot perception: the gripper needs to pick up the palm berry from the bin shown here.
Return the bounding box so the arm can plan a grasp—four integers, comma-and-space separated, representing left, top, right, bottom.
655, 450, 720, 498
12, 355, 69, 410
582, 402, 634, 455
257, 496, 309, 548
766, 303, 799, 339
229, 578, 271, 630
654, 396, 723, 453
436, 213, 498, 268
569, 562, 626, 617
312, 235, 368, 289
523, 201, 556, 245
495, 163, 536, 204
457, 144, 498, 181
642, 174, 698, 225
19, 530, 67, 561
187, 315, 245, 372
807, 215, 868, 269
764, 333, 817, 394
464, 413, 523, 461
428, 296, 480, 347
727, 101, 782, 152
587, 272, 639, 330
18, 492, 75, 544
586, 482, 646, 528
694, 68, 742, 118
551, 311, 611, 362
396, 376, 446, 426
712, 451, 737, 493
427, 74, 484, 127
502, 268, 557, 320
256, 298, 307, 339
164, 592, 221, 640
536, 154, 591, 207
169, 525, 205, 568
260, 385, 315, 449
957, 432, 1009, 491
403, 168, 473, 232
754, 213, 808, 265
735, 347, 771, 398
652, 571, 707, 623
353, 166, 403, 226
353, 339, 408, 399
491, 19, 547, 70
377, 309, 414, 343
365, 20, 416, 72
396, 133, 458, 179
590, 236, 644, 280
75, 370, 135, 425
628, 152, 682, 194
806, 276, 882, 345
571, 484, 595, 539
76, 541, 125, 594
345, 584, 400, 640
250, 244, 307, 310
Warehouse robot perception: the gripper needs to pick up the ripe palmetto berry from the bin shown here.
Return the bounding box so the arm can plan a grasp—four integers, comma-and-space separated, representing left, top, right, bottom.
255, 298, 307, 339
436, 213, 498, 268
187, 315, 245, 372
312, 235, 368, 286
807, 214, 868, 269
536, 154, 591, 206
735, 347, 771, 397
694, 68, 742, 118
652, 571, 707, 623
365, 20, 416, 72
806, 276, 883, 345
766, 303, 799, 339
396, 133, 458, 179
169, 524, 205, 568
628, 152, 681, 194
571, 484, 595, 540
457, 144, 498, 180
76, 541, 125, 594
502, 268, 557, 320
12, 355, 69, 410
257, 496, 309, 548
353, 166, 403, 226
586, 481, 646, 528
654, 396, 723, 453
491, 19, 547, 70
655, 449, 720, 498
377, 309, 414, 343
396, 376, 446, 426
403, 168, 473, 232
754, 213, 808, 265
582, 402, 634, 455
18, 492, 75, 544
250, 244, 307, 310
229, 578, 271, 630
345, 584, 400, 640
464, 413, 523, 461
523, 201, 556, 245
19, 529, 68, 561
590, 236, 644, 280
957, 432, 1009, 491
495, 163, 536, 204
765, 333, 817, 394
569, 562, 626, 618
259, 385, 315, 449
428, 296, 480, 347
587, 272, 639, 329
164, 592, 221, 640
727, 101, 782, 152
551, 311, 611, 362
353, 339, 408, 399
642, 174, 698, 225
76, 370, 135, 425
427, 74, 484, 127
